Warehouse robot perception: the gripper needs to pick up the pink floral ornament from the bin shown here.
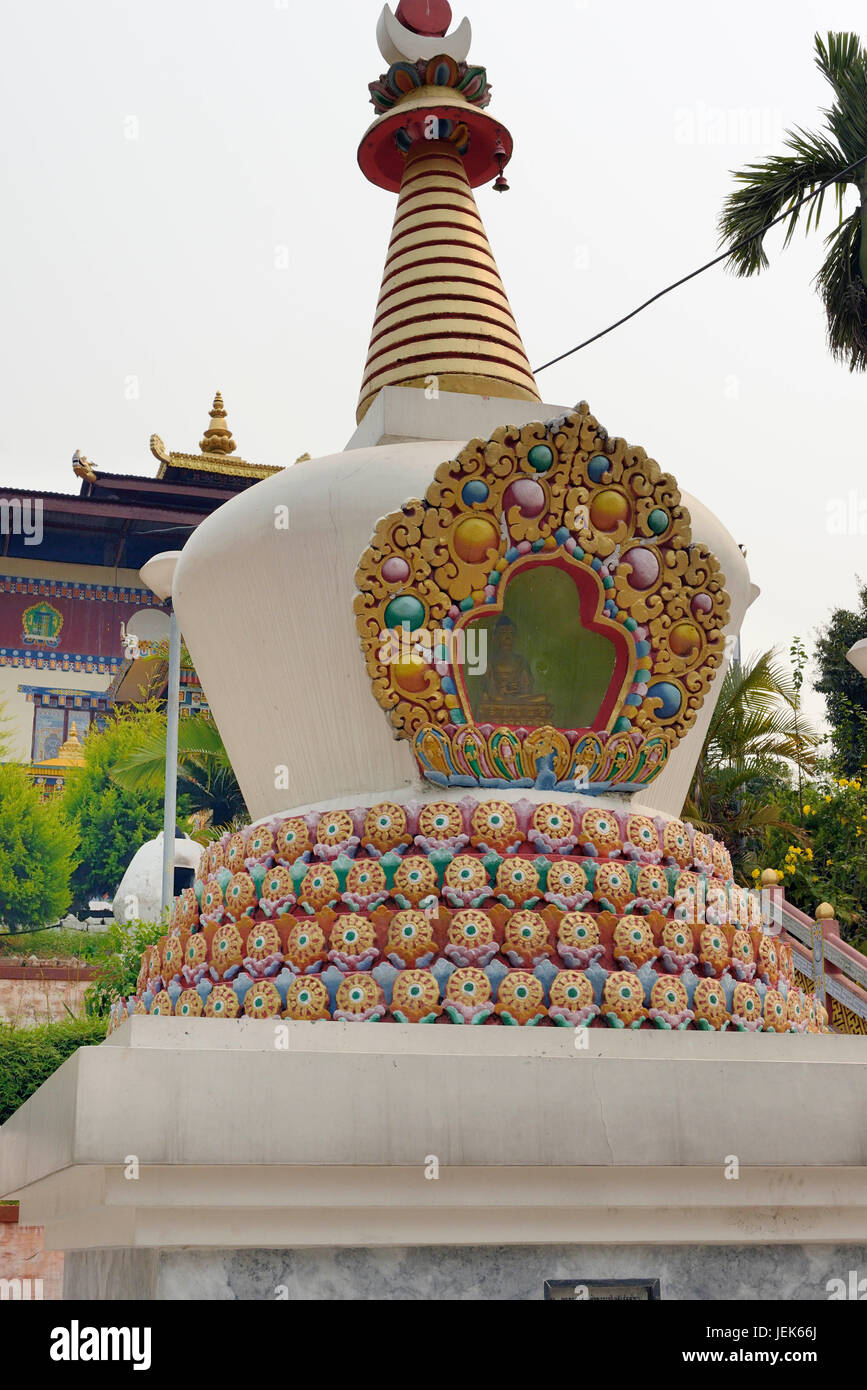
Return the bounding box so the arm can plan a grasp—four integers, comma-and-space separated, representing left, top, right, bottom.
341, 859, 389, 912
327, 915, 380, 974
730, 930, 757, 982
648, 977, 693, 1029
502, 910, 552, 968
313, 810, 361, 863
442, 855, 492, 909
443, 968, 494, 1025
244, 819, 279, 870
620, 813, 662, 864
613, 915, 659, 971
444, 910, 499, 968
385, 909, 438, 969
556, 913, 605, 970
630, 865, 673, 915
415, 801, 469, 853
731, 982, 763, 1031
242, 923, 284, 980
548, 970, 599, 1028
258, 865, 296, 919
334, 973, 386, 1023
180, 933, 208, 986
658, 922, 698, 975
529, 803, 578, 854
543, 860, 592, 912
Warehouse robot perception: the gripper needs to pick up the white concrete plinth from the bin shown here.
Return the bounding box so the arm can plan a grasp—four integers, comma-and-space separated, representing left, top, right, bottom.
2, 1022, 867, 1258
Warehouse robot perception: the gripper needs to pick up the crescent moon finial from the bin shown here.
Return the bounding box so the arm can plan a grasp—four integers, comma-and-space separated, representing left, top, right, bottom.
376, 3, 472, 64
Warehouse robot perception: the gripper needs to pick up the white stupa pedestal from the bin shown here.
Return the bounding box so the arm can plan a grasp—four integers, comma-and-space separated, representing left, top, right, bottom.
2, 1021, 866, 1300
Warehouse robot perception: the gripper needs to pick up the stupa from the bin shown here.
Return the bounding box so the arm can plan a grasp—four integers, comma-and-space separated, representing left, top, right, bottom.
116, 0, 816, 1037
3, 1, 864, 1304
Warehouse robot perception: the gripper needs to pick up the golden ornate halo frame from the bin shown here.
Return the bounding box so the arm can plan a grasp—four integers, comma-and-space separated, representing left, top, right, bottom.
354, 403, 730, 792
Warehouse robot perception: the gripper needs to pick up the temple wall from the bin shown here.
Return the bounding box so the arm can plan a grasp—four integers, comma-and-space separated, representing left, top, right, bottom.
0, 556, 156, 763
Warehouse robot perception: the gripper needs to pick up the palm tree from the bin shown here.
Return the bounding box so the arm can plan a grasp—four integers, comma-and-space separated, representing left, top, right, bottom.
684, 649, 818, 879
110, 713, 247, 828
718, 32, 867, 371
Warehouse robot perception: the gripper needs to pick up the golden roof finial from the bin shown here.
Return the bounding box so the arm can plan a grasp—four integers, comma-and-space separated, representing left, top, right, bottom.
52, 722, 85, 766
199, 391, 237, 456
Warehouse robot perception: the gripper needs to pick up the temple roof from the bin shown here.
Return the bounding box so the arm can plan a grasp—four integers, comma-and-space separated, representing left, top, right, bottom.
0, 393, 280, 570
150, 391, 280, 484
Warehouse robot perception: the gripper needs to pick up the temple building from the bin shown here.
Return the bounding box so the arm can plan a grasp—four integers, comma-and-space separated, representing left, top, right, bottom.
0, 393, 278, 784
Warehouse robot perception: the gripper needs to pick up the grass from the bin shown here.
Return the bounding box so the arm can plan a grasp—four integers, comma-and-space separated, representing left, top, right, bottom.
0, 927, 115, 963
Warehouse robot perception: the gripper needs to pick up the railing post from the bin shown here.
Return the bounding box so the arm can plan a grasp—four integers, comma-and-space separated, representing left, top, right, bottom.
760, 869, 784, 934
810, 903, 834, 1007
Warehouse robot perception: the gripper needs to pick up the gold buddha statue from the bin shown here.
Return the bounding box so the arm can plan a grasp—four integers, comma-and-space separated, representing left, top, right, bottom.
475, 615, 554, 727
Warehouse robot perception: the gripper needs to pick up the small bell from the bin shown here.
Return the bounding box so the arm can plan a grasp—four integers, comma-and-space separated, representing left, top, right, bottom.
492, 135, 510, 193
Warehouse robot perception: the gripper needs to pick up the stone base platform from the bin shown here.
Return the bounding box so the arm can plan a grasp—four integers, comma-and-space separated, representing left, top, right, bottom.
63, 1241, 867, 1301
2, 1020, 866, 1300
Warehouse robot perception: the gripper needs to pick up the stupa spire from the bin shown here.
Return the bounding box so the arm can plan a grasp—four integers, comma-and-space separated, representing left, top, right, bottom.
356, 4, 541, 422
199, 390, 237, 456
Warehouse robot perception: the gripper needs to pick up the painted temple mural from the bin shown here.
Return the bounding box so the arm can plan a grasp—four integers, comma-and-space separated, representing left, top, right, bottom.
0, 577, 166, 675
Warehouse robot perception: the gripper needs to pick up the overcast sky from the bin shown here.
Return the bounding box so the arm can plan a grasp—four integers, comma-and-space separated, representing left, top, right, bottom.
1, 0, 864, 730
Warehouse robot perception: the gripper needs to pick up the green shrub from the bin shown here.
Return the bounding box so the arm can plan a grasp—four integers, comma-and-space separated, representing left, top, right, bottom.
84, 920, 166, 1017
0, 1017, 106, 1126
0, 765, 78, 930
61, 708, 172, 910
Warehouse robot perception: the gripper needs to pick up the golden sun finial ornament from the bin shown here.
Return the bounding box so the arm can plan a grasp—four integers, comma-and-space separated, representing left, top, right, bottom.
199, 391, 237, 456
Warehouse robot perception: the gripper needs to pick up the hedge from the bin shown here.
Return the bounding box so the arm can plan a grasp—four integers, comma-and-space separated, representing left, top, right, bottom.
0, 1017, 106, 1126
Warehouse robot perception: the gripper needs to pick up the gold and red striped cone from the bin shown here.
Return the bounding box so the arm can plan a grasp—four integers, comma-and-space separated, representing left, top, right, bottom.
357, 139, 541, 422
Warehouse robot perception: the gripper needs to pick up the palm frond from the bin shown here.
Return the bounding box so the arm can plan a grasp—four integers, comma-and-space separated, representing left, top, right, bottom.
109, 714, 247, 823
815, 207, 867, 370
814, 32, 867, 162
719, 31, 867, 371
718, 132, 847, 276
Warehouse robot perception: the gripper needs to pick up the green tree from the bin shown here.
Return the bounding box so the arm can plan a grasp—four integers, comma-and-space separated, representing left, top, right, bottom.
684, 649, 818, 880
61, 707, 170, 908
718, 32, 867, 371
814, 580, 867, 776
110, 712, 246, 827
766, 767, 867, 949
0, 764, 78, 929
